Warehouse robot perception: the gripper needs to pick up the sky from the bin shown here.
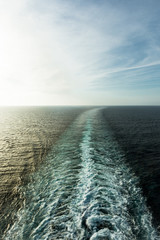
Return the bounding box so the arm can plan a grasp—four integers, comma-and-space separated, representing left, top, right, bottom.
0, 0, 160, 106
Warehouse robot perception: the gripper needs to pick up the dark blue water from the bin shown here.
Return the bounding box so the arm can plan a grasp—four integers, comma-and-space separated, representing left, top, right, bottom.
102, 106, 160, 229
3, 107, 160, 239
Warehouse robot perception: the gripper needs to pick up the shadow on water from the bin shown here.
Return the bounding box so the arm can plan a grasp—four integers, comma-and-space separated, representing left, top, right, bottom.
102, 106, 160, 230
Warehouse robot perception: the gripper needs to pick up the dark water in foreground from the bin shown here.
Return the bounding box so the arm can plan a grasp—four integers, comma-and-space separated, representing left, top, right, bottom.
0, 106, 160, 239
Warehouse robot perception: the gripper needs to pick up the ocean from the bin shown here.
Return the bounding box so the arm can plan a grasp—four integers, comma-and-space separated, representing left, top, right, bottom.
0, 106, 160, 239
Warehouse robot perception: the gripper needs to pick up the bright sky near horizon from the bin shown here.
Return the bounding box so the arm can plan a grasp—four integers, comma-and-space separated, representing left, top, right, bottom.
0, 0, 160, 106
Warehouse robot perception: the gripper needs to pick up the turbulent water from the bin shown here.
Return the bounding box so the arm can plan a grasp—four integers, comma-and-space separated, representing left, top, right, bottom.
2, 107, 160, 240
0, 106, 87, 236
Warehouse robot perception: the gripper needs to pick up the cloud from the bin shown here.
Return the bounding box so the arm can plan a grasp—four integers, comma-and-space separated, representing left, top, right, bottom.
0, 0, 160, 105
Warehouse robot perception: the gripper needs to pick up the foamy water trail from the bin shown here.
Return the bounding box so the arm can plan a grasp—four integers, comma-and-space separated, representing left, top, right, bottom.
4, 109, 160, 240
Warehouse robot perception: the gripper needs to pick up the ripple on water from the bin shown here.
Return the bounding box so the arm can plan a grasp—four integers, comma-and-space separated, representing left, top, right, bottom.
3, 109, 160, 240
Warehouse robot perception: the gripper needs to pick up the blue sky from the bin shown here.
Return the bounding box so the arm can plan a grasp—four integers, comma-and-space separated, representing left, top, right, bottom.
0, 0, 160, 105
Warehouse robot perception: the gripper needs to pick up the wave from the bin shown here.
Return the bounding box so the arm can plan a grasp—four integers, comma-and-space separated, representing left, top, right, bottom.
4, 109, 159, 240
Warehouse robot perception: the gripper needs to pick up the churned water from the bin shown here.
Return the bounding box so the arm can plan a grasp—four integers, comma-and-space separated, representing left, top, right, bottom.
0, 106, 88, 236
2, 107, 160, 240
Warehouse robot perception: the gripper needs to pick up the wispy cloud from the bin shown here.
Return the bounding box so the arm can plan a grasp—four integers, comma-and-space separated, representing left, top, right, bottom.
0, 0, 160, 105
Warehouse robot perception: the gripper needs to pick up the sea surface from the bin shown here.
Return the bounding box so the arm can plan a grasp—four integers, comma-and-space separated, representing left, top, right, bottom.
0, 106, 160, 239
